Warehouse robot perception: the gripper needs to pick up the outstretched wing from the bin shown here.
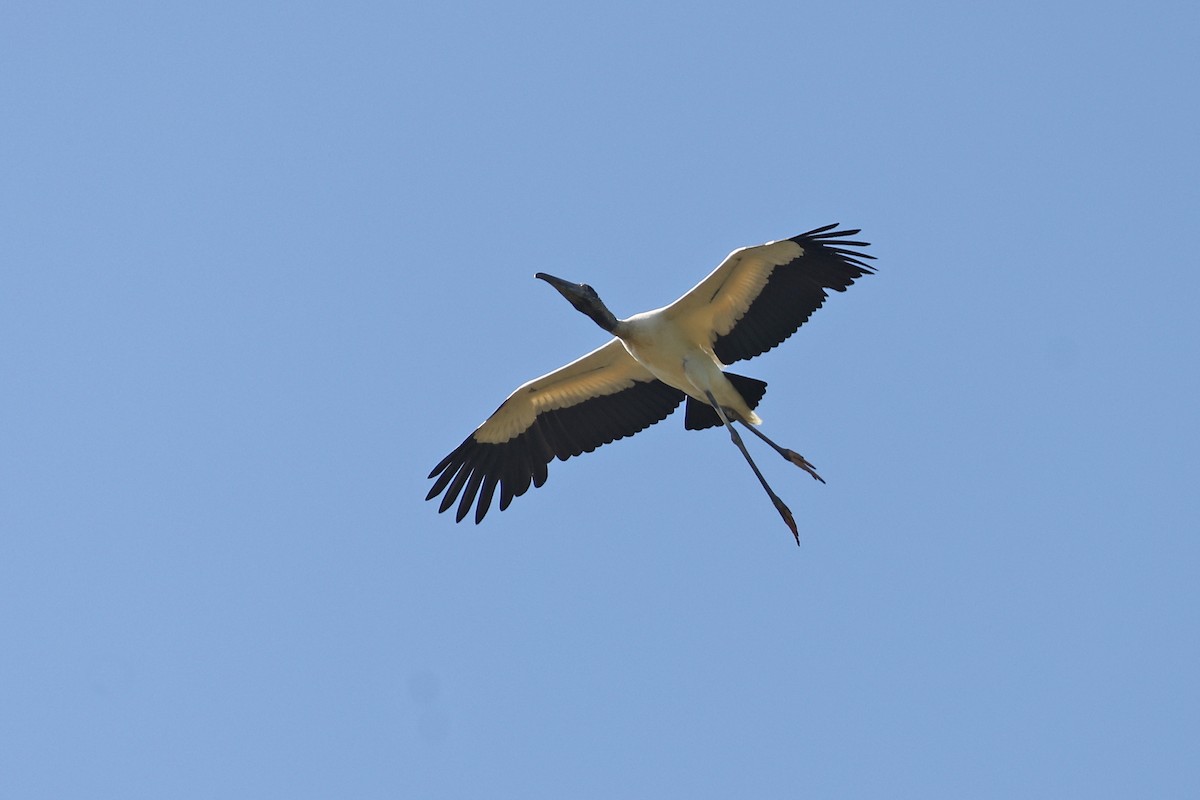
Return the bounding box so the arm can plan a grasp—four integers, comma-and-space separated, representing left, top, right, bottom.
662, 224, 875, 364
427, 338, 685, 524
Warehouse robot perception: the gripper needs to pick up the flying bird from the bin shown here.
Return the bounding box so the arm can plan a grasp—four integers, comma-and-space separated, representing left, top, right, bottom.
426, 223, 875, 544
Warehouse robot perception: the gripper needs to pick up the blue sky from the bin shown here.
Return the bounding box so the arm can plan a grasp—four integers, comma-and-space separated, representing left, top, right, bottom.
3, 1, 1198, 797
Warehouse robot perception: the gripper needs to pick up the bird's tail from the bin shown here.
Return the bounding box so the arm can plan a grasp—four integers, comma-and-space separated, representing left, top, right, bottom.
683, 373, 767, 431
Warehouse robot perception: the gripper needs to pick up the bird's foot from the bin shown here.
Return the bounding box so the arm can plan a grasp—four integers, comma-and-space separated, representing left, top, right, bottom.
784, 450, 825, 483
772, 496, 800, 546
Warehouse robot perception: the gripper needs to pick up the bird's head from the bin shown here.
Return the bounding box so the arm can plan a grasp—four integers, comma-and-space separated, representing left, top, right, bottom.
535, 272, 618, 332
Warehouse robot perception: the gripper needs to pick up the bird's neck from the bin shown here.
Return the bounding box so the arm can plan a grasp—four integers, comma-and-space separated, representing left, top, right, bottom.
582, 300, 619, 333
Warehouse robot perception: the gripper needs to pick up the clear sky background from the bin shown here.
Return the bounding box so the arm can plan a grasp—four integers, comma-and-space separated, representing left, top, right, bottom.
3, 2, 1198, 797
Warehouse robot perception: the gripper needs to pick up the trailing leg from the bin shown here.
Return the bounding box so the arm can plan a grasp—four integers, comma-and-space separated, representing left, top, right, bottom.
705, 391, 799, 546
737, 422, 825, 483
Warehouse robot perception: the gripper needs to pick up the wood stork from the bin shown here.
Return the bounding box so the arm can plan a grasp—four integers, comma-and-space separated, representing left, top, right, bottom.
426, 223, 875, 544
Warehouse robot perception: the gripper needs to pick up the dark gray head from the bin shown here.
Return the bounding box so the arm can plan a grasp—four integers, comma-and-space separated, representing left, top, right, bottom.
535, 272, 619, 333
